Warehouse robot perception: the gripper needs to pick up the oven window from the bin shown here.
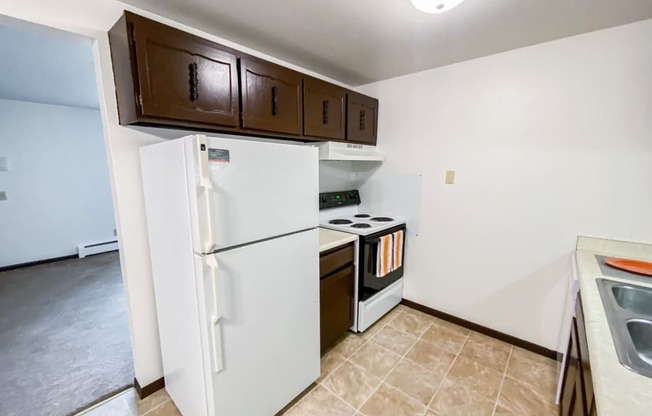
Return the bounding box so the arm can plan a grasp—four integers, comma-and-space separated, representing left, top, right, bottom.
358, 226, 406, 301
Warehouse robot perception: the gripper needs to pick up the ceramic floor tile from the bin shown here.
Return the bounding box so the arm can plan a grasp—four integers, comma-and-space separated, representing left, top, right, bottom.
331, 333, 367, 358
444, 356, 503, 401
360, 320, 385, 340
429, 317, 470, 336
429, 379, 495, 416
493, 405, 517, 415
387, 311, 432, 337
468, 331, 513, 352
395, 304, 410, 312
511, 346, 555, 365
319, 350, 347, 383
401, 307, 436, 324
321, 361, 381, 409
458, 338, 512, 373
369, 326, 417, 356
505, 348, 558, 400
420, 323, 468, 355
82, 394, 131, 416
385, 359, 443, 405
404, 340, 456, 377
359, 383, 426, 416
349, 341, 402, 379
144, 399, 181, 416
286, 385, 356, 416
497, 377, 558, 416
130, 389, 171, 415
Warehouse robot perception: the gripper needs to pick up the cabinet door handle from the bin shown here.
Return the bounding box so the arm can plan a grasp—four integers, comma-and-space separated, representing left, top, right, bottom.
322, 100, 329, 124
189, 62, 199, 102
360, 109, 366, 131
271, 86, 279, 116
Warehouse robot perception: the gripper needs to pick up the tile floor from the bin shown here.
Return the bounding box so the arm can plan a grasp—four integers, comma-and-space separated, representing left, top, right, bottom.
81, 305, 559, 416
78, 388, 178, 416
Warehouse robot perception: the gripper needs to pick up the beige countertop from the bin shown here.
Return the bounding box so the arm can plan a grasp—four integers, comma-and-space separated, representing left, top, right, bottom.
575, 236, 652, 416
319, 227, 358, 253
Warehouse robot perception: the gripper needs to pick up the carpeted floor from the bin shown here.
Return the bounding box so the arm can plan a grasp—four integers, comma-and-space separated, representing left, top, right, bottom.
0, 252, 134, 416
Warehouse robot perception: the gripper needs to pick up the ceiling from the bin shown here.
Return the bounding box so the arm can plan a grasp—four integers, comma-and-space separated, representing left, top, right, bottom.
120, 0, 652, 86
0, 16, 99, 109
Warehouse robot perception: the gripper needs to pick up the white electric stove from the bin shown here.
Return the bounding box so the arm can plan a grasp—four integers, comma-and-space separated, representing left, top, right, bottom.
319, 190, 406, 332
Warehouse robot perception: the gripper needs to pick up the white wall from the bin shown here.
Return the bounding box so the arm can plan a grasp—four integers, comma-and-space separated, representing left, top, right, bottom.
0, 99, 115, 267
0, 19, 99, 109
0, 0, 353, 386
357, 19, 652, 350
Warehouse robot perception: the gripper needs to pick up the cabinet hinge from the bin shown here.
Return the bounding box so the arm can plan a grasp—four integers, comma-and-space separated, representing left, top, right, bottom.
137, 94, 143, 108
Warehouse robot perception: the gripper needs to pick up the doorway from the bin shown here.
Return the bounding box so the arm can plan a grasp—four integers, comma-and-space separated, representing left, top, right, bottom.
0, 15, 134, 416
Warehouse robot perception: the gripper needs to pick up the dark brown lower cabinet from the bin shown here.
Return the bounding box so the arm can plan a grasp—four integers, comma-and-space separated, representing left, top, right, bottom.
560, 294, 596, 416
319, 243, 355, 352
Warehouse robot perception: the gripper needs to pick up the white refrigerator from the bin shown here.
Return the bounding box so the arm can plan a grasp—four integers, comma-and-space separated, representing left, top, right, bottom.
140, 134, 320, 416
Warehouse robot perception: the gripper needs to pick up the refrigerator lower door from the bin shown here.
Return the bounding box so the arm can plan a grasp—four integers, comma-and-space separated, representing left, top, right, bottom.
185, 134, 319, 254
196, 229, 320, 416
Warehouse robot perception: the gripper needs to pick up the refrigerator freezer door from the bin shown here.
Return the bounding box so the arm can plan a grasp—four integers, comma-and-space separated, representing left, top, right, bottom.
185, 135, 319, 253
196, 229, 320, 416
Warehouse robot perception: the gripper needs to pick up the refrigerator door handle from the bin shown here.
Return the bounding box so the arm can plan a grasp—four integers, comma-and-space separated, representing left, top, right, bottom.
207, 255, 225, 373
197, 135, 217, 253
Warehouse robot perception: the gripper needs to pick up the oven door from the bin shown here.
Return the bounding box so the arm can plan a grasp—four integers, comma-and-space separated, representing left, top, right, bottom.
359, 225, 406, 301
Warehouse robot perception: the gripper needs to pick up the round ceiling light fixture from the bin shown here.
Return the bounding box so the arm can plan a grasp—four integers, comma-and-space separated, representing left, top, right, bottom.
410, 0, 465, 14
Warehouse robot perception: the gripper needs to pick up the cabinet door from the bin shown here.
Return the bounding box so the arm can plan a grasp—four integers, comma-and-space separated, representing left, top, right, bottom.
303, 77, 346, 140
560, 325, 579, 416
240, 57, 303, 135
346, 92, 378, 145
319, 266, 354, 352
127, 13, 239, 127
575, 296, 595, 415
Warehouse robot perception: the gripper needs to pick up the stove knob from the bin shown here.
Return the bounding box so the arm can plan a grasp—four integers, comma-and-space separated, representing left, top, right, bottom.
320, 196, 327, 203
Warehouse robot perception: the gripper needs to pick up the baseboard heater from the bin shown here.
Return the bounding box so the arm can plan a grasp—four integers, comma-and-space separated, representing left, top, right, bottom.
78, 240, 119, 258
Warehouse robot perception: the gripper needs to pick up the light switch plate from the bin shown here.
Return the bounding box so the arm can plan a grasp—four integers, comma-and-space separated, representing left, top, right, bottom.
0, 157, 8, 172
445, 170, 456, 185
0, 191, 7, 201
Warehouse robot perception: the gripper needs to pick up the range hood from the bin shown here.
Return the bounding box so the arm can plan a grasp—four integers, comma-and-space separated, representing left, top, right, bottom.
318, 142, 384, 162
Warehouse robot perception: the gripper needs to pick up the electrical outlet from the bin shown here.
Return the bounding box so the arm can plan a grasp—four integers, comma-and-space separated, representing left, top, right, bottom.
0, 157, 8, 172
445, 170, 456, 185
0, 191, 7, 201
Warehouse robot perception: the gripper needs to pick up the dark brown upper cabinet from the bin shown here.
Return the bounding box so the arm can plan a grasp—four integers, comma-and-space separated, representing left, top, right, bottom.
346, 92, 378, 145
109, 12, 381, 143
240, 57, 303, 135
109, 12, 239, 129
303, 77, 346, 140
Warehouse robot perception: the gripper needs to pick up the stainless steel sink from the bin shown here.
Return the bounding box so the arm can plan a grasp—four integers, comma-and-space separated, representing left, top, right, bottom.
612, 285, 652, 316
627, 320, 652, 366
597, 279, 652, 378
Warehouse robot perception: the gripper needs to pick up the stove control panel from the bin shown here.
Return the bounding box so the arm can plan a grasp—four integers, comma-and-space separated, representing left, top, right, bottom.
319, 190, 361, 209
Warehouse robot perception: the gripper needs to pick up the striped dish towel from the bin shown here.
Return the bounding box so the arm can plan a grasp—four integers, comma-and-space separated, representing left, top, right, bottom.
393, 230, 404, 271
377, 234, 393, 278
376, 230, 405, 278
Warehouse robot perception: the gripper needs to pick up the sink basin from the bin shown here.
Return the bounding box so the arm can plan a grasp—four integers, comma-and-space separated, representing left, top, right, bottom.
597, 279, 652, 378
627, 320, 652, 366
613, 285, 652, 317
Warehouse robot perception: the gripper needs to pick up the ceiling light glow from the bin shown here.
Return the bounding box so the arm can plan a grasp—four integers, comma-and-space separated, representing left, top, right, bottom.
410, 0, 466, 14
